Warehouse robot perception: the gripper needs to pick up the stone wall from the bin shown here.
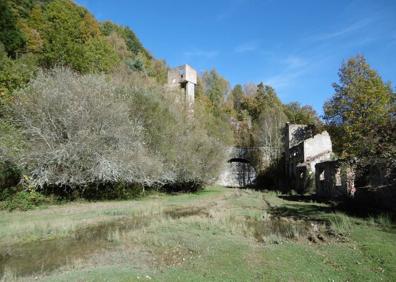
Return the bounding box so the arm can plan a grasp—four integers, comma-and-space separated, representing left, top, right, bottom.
287, 142, 304, 178
303, 131, 332, 163
315, 160, 355, 199
295, 164, 314, 194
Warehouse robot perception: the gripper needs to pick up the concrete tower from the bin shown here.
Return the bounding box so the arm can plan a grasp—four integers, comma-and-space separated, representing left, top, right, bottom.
167, 64, 197, 111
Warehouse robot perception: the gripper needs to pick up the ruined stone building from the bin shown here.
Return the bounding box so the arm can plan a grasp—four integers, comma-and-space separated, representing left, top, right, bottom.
315, 160, 355, 199
284, 123, 355, 198
285, 123, 333, 190
167, 64, 197, 111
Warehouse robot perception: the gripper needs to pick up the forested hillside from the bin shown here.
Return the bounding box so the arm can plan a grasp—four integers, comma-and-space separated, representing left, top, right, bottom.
0, 0, 167, 101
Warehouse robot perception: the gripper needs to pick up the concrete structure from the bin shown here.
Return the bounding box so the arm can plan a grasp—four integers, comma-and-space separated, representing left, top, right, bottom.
284, 123, 333, 193
315, 160, 355, 199
216, 147, 259, 187
167, 64, 197, 111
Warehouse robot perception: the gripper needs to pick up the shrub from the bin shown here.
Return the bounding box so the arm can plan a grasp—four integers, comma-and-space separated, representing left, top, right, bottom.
0, 44, 38, 102
0, 186, 18, 201
255, 157, 285, 191
80, 182, 146, 200
12, 68, 162, 196
1, 190, 50, 211
0, 160, 20, 190
0, 119, 26, 157
0, 121, 24, 192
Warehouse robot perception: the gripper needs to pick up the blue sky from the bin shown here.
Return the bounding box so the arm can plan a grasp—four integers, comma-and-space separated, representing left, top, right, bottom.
76, 0, 396, 114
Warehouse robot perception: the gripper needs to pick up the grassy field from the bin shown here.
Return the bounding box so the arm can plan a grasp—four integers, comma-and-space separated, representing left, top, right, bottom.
0, 186, 395, 281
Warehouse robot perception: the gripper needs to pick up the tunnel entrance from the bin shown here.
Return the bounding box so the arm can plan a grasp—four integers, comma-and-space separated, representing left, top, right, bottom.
228, 158, 250, 163
217, 158, 257, 187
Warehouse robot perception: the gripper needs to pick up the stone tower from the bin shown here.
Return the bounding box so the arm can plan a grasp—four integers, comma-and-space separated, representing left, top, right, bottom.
167, 64, 197, 111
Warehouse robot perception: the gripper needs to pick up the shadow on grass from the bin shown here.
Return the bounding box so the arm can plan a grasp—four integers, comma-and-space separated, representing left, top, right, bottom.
334, 200, 396, 222
269, 202, 334, 222
277, 194, 396, 223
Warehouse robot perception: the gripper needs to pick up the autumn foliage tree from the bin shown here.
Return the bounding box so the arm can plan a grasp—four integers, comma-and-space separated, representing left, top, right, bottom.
324, 55, 395, 175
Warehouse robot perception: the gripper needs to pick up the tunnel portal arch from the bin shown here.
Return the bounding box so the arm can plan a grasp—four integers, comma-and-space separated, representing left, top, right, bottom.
217, 148, 258, 187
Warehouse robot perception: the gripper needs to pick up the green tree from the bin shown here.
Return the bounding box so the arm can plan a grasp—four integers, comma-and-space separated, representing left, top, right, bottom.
100, 21, 151, 58
100, 21, 167, 83
252, 84, 288, 158
240, 83, 283, 121
229, 84, 244, 114
323, 55, 395, 164
0, 44, 37, 109
256, 83, 283, 108
201, 69, 230, 108
194, 76, 205, 99
38, 0, 118, 73
283, 102, 321, 126
0, 0, 26, 57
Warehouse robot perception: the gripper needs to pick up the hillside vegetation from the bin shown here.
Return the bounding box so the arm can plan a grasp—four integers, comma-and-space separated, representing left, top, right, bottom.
1, 0, 395, 208
0, 0, 316, 205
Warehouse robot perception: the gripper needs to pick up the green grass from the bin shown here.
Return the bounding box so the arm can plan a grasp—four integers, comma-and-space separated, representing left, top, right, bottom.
1, 186, 395, 281
327, 213, 353, 234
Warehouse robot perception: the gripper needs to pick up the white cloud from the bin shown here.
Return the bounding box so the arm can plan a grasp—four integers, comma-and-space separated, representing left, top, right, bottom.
281, 55, 307, 69
308, 18, 375, 43
234, 41, 259, 53
261, 55, 309, 89
263, 69, 305, 90
262, 54, 331, 91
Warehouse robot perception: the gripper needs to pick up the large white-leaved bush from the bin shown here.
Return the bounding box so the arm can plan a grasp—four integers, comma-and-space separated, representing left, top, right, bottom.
12, 68, 228, 195
13, 68, 162, 189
